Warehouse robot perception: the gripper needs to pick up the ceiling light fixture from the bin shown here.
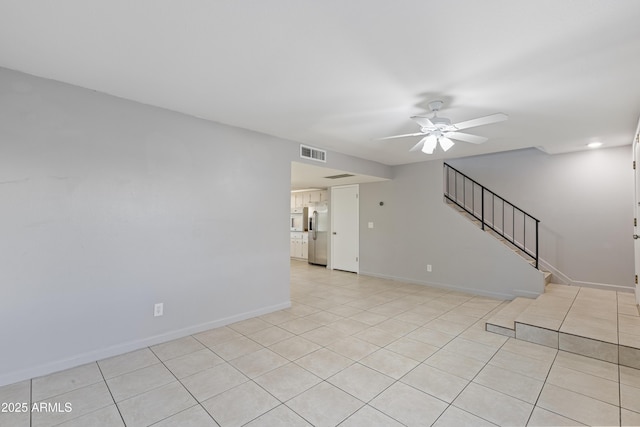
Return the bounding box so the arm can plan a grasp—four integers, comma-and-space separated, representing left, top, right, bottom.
380, 100, 508, 155
420, 134, 455, 154
587, 142, 603, 149
421, 135, 438, 154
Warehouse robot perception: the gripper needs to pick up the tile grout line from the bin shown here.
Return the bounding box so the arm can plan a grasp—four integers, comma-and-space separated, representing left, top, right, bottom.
18, 263, 631, 426
553, 285, 580, 336
147, 343, 220, 427
172, 340, 289, 426
303, 267, 556, 424
531, 349, 623, 425
240, 286, 478, 425
30, 363, 117, 426
617, 291, 622, 427
96, 361, 127, 427
525, 349, 559, 426
189, 319, 359, 426
257, 309, 365, 426
295, 264, 629, 425
285, 379, 367, 426
226, 324, 332, 427
441, 332, 513, 426
302, 264, 592, 419
387, 317, 506, 426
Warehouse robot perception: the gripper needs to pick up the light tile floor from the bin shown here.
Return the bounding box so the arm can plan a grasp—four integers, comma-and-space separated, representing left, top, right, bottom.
1, 260, 639, 426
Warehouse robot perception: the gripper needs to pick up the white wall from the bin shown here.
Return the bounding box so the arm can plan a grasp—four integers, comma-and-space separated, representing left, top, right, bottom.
0, 67, 391, 386
359, 160, 544, 299
448, 147, 634, 290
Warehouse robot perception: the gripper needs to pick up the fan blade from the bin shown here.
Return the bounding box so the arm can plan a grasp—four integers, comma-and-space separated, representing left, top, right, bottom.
378, 132, 425, 140
409, 137, 427, 152
410, 116, 434, 128
445, 132, 488, 144
452, 113, 508, 131
439, 137, 455, 152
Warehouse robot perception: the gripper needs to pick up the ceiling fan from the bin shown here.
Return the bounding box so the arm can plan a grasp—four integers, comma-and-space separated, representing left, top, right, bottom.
382, 101, 508, 154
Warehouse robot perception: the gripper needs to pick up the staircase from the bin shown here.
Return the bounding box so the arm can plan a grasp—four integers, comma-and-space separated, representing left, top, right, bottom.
486, 283, 640, 369
443, 163, 640, 368
443, 163, 541, 269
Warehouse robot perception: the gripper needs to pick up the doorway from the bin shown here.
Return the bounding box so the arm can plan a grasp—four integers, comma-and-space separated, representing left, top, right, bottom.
634, 129, 640, 305
331, 184, 359, 273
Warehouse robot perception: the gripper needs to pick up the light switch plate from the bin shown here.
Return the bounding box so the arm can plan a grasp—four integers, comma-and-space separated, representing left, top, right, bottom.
368, 222, 374, 229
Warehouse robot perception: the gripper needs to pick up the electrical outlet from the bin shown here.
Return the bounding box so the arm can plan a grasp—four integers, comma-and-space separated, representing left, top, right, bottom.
154, 303, 164, 317
427, 264, 432, 272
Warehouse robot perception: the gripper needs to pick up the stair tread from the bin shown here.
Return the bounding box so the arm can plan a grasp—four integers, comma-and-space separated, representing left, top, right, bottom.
513, 284, 578, 331
559, 287, 619, 344
545, 283, 579, 298
486, 297, 534, 330
488, 284, 640, 350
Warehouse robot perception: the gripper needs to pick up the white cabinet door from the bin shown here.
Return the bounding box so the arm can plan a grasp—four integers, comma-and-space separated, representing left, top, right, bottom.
290, 232, 306, 258
296, 193, 305, 208
302, 234, 308, 259
308, 191, 321, 203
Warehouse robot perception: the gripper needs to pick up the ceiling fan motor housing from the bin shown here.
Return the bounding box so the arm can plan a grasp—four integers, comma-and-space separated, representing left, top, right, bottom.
428, 100, 444, 112
428, 116, 452, 128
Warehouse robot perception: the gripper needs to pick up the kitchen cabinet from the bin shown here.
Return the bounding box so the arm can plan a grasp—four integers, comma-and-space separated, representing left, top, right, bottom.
290, 232, 308, 259
306, 191, 321, 204
291, 190, 328, 207
302, 233, 308, 258
290, 235, 296, 257
291, 191, 329, 209
291, 193, 305, 209
306, 190, 329, 204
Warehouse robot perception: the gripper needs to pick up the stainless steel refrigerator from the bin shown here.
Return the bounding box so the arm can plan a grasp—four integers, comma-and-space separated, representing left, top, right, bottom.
308, 201, 328, 266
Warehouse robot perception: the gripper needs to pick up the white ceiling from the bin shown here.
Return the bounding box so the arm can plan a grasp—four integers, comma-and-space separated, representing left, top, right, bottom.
1, 1, 640, 176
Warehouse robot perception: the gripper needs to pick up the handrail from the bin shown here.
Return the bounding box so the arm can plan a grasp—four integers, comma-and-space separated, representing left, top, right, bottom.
443, 163, 540, 269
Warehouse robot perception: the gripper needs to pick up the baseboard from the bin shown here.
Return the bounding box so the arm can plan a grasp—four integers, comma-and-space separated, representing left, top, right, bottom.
359, 271, 517, 300
570, 280, 634, 293
538, 258, 572, 285
0, 301, 291, 388
538, 258, 634, 293
512, 289, 542, 299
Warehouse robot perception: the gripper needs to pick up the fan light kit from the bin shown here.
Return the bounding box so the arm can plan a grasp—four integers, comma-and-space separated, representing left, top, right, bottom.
381, 100, 508, 154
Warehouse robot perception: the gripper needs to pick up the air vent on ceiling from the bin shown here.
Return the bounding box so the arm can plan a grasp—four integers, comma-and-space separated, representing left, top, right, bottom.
324, 173, 355, 179
300, 145, 326, 163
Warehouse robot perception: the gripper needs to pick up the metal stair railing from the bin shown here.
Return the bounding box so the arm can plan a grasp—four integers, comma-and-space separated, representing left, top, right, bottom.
443, 163, 540, 269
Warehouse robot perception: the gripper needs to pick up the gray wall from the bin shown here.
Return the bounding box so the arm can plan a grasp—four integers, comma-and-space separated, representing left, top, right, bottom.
0, 67, 390, 386
360, 160, 544, 299
448, 147, 634, 290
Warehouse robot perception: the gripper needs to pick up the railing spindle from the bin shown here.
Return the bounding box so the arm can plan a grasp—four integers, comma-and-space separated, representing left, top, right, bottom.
442, 163, 540, 269
481, 187, 485, 230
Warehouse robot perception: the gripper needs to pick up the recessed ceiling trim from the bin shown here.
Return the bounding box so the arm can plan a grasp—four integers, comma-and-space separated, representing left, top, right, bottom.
324, 173, 355, 179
